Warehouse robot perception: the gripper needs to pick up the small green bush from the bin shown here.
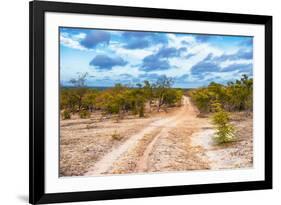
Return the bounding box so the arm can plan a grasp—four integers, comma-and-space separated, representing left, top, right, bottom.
211, 103, 235, 144
79, 110, 90, 119
62, 110, 71, 120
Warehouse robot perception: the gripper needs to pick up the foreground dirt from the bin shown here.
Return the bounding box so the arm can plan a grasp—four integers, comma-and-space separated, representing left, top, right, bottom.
192, 112, 253, 170
60, 105, 179, 176
60, 97, 253, 177
85, 96, 210, 176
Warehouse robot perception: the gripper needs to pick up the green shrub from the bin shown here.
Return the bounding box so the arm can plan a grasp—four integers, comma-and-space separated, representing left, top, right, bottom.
111, 131, 122, 140
189, 75, 253, 113
60, 75, 188, 117
211, 103, 235, 144
62, 110, 71, 120
79, 110, 90, 119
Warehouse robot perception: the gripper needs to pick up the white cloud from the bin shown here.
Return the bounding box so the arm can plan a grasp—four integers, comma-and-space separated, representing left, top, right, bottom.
219, 59, 252, 68
88, 63, 143, 81
167, 34, 196, 49
147, 41, 225, 79
60, 32, 88, 51
61, 29, 253, 87
72, 33, 86, 40
200, 70, 241, 82
109, 42, 154, 61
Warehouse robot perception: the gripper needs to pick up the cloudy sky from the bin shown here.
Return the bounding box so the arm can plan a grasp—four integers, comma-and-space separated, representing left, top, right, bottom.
60, 27, 253, 88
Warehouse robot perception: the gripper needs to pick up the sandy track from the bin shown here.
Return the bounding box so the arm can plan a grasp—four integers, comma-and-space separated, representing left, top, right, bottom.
135, 96, 198, 172
83, 96, 253, 176
85, 96, 206, 176
84, 119, 172, 175
62, 94, 253, 176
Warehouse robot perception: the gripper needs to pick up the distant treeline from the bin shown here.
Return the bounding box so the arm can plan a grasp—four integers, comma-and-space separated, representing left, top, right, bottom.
189, 74, 253, 113
60, 75, 183, 119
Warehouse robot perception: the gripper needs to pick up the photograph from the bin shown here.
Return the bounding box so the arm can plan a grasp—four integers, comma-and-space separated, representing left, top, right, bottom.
59, 27, 254, 177
28, 1, 272, 203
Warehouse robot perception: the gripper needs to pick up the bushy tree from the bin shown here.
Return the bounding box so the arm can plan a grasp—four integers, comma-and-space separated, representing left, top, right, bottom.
60, 73, 90, 114
83, 90, 97, 112
143, 80, 154, 112
154, 75, 174, 112
95, 91, 118, 114
189, 88, 212, 112
60, 75, 186, 119
190, 75, 253, 113
162, 89, 183, 107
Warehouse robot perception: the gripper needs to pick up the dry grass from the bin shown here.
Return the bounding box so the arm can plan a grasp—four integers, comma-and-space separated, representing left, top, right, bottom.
148, 126, 210, 172
59, 107, 253, 176
59, 108, 179, 176
229, 112, 253, 167
108, 131, 159, 174
111, 131, 123, 141
201, 111, 253, 170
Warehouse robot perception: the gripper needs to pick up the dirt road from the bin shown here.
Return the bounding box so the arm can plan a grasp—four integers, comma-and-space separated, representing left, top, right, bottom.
60, 95, 253, 176
85, 96, 213, 176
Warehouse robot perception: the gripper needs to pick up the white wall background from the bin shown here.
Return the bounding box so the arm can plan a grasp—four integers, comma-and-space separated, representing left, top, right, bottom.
0, 0, 279, 204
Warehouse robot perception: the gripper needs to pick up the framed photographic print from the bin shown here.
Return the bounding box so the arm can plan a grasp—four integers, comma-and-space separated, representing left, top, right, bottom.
29, 0, 272, 204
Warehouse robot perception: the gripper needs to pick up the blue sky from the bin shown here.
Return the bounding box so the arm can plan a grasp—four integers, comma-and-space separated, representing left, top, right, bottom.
60, 27, 253, 88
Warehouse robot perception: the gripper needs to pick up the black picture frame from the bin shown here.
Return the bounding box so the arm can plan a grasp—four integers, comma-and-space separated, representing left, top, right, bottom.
29, 0, 272, 204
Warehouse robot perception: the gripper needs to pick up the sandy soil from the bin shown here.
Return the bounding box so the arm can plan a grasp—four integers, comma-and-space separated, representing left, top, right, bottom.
60, 96, 253, 177
192, 112, 253, 170
85, 96, 212, 175
60, 103, 179, 176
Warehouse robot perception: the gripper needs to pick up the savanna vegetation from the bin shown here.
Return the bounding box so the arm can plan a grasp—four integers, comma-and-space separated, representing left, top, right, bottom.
189, 74, 253, 143
60, 73, 253, 145
189, 74, 253, 113
60, 74, 184, 120
60, 74, 253, 176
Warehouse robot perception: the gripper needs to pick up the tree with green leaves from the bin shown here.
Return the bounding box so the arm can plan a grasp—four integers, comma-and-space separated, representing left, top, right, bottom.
211, 102, 235, 144
143, 80, 154, 112
190, 75, 253, 113
154, 75, 174, 112
60, 75, 186, 119
83, 90, 97, 112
